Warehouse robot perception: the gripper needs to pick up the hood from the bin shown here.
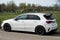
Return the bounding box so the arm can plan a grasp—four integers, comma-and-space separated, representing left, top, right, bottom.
3, 18, 14, 23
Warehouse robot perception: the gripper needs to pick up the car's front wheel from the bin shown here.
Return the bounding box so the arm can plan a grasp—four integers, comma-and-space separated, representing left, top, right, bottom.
3, 23, 11, 32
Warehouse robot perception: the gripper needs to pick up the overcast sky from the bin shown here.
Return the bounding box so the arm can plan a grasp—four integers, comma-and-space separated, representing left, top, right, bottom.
0, 0, 57, 6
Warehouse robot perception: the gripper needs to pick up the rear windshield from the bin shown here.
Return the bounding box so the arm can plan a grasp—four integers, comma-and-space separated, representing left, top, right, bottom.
44, 14, 54, 20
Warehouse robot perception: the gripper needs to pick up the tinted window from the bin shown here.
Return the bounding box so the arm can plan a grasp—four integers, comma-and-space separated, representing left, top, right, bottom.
27, 15, 40, 20
16, 15, 27, 20
44, 14, 54, 20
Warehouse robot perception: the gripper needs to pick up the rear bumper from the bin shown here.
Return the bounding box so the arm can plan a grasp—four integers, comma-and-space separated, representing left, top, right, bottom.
44, 23, 58, 33
46, 26, 57, 33
46, 28, 57, 34
51, 28, 57, 32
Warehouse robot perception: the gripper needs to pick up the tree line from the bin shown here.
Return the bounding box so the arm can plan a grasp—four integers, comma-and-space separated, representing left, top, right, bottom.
0, 1, 60, 13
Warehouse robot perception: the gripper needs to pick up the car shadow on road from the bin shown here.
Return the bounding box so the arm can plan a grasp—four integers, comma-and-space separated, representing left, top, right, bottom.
11, 30, 60, 37
44, 31, 60, 36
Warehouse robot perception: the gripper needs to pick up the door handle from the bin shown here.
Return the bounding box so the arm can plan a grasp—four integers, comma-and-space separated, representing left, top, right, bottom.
22, 21, 24, 22
34, 21, 37, 23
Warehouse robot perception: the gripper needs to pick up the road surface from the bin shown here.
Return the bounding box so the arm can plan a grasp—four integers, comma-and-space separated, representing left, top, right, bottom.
0, 29, 60, 40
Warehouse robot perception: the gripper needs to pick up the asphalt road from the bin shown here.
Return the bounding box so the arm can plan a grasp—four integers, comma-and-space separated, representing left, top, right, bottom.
0, 29, 60, 40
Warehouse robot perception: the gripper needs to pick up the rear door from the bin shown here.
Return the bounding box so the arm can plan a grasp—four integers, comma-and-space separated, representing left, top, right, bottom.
24, 15, 40, 32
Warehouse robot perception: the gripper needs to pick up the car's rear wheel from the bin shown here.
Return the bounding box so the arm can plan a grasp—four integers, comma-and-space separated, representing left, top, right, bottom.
3, 23, 11, 32
35, 26, 46, 35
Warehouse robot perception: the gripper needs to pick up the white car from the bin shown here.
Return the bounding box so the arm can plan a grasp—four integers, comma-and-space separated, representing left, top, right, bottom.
1, 13, 57, 35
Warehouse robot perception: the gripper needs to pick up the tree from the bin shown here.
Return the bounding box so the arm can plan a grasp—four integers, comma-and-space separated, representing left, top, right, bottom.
55, 0, 60, 7
19, 3, 26, 9
0, 4, 6, 12
53, 0, 60, 10
26, 4, 31, 9
31, 4, 36, 11
32, 4, 35, 8
6, 1, 17, 12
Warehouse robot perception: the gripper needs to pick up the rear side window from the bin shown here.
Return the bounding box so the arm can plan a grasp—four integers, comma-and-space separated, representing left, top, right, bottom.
27, 15, 40, 20
44, 14, 54, 20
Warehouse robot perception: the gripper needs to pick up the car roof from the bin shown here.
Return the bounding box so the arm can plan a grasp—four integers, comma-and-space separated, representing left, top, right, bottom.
22, 13, 46, 16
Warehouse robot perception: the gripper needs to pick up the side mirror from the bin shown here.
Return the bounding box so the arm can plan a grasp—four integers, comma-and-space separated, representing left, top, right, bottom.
14, 18, 18, 21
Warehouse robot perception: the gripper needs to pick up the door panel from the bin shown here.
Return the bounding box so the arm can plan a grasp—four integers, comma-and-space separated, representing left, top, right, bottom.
12, 15, 28, 31
24, 15, 40, 32
24, 20, 39, 32
12, 20, 25, 31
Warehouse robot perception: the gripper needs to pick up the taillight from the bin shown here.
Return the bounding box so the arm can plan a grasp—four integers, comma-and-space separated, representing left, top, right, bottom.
46, 21, 53, 24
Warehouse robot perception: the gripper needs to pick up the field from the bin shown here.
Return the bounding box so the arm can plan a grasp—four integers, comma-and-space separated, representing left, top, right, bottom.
0, 11, 60, 30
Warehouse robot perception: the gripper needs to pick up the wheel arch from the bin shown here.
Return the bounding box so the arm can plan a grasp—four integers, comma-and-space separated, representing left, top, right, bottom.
3, 23, 11, 29
3, 23, 11, 32
35, 25, 46, 33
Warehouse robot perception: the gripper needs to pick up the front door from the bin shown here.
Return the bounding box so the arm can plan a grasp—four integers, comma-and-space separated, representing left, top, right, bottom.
12, 15, 28, 31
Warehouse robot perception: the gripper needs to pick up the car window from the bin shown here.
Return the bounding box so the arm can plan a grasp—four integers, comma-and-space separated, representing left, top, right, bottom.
27, 15, 40, 20
16, 15, 27, 20
44, 14, 54, 20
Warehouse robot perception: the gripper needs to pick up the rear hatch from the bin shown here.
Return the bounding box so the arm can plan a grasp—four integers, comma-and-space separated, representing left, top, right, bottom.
44, 14, 57, 29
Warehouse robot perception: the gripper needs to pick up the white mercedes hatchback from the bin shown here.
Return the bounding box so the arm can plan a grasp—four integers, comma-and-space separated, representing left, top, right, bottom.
1, 13, 58, 35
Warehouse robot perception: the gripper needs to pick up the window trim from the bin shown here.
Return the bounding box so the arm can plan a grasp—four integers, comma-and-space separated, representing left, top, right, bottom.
27, 15, 40, 20
16, 15, 28, 20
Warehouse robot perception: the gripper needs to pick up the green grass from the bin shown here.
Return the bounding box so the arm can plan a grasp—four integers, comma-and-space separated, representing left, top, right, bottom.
0, 11, 60, 30
0, 12, 20, 25
53, 13, 60, 30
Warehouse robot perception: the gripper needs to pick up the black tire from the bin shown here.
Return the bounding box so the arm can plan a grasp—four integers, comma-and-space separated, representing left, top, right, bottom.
3, 23, 11, 32
35, 26, 46, 35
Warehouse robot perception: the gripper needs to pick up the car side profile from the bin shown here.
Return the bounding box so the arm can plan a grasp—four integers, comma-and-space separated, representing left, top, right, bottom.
1, 13, 58, 35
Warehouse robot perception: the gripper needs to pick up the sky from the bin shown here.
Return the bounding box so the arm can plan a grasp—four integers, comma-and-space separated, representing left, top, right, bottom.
0, 0, 57, 6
